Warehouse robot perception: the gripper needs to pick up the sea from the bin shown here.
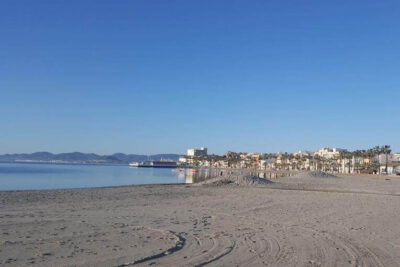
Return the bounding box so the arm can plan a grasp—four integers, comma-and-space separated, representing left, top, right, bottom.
0, 162, 213, 191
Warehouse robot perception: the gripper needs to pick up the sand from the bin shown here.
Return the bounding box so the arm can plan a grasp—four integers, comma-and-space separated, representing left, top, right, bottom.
1, 173, 400, 266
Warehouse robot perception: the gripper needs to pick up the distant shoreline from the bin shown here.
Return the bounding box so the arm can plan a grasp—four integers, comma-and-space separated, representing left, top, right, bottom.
0, 160, 128, 166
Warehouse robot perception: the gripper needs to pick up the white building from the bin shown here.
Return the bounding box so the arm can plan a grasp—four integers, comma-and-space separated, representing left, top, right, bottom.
392, 153, 400, 163
187, 147, 208, 157
178, 156, 187, 163
379, 163, 400, 175
314, 147, 347, 159
293, 150, 312, 157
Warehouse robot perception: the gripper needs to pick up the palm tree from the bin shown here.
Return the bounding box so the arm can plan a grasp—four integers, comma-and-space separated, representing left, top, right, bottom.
365, 148, 375, 171
367, 145, 391, 174
319, 157, 326, 172
339, 152, 347, 173
382, 145, 391, 173
313, 155, 321, 171
341, 151, 353, 174
373, 146, 381, 173
333, 156, 341, 173
352, 150, 363, 174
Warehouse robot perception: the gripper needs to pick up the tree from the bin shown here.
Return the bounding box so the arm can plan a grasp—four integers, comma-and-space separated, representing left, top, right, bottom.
340, 151, 353, 174
382, 145, 392, 173
353, 150, 364, 174
313, 155, 321, 171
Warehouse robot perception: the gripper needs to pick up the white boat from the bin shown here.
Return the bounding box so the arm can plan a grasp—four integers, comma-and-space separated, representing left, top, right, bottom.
140, 161, 178, 168
130, 160, 178, 168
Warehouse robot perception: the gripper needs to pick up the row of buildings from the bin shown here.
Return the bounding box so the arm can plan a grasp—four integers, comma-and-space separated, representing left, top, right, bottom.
179, 147, 400, 175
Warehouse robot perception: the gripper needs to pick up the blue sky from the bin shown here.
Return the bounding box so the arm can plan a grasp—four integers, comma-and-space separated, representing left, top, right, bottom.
1, 0, 399, 155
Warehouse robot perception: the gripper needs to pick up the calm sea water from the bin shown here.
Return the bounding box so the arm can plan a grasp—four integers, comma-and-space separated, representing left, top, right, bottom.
0, 162, 193, 191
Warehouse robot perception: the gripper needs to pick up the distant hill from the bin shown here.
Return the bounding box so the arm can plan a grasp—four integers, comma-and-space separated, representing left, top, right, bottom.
0, 152, 181, 164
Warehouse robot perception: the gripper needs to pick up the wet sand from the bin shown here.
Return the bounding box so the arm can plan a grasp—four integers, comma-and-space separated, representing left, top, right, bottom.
1, 174, 400, 266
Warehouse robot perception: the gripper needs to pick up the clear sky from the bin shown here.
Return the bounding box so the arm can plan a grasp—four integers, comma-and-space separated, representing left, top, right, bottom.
1, 0, 399, 155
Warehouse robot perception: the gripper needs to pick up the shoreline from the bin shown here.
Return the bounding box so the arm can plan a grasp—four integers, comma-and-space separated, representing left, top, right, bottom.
1, 171, 398, 193
0, 182, 188, 193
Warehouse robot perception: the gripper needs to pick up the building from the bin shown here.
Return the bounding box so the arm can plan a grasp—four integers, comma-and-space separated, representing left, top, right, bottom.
259, 158, 276, 170
239, 153, 248, 159
178, 156, 187, 164
250, 153, 267, 168
314, 147, 347, 159
187, 147, 208, 157
392, 153, 400, 163
293, 150, 312, 157
379, 163, 400, 175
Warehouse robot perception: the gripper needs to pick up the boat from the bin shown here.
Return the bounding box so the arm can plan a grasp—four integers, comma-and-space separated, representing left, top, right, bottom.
130, 160, 178, 168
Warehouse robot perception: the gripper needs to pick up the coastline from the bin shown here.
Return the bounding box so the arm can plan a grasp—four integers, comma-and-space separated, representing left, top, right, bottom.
1, 174, 400, 266
0, 160, 129, 167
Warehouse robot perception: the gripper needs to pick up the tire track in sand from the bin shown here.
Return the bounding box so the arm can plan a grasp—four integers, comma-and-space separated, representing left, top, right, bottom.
293, 225, 391, 266
114, 227, 185, 267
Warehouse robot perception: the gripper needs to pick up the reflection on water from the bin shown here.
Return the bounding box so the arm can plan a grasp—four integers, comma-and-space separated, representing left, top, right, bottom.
0, 162, 185, 191
0, 162, 288, 191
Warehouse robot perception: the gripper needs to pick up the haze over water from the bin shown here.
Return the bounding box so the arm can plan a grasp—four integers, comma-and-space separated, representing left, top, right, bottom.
0, 162, 187, 191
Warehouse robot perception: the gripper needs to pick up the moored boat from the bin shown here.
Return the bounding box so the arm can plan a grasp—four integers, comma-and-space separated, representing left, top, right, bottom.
130, 160, 178, 168
129, 162, 139, 167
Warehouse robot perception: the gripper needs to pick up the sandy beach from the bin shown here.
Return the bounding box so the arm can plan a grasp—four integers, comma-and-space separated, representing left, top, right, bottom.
1, 173, 400, 266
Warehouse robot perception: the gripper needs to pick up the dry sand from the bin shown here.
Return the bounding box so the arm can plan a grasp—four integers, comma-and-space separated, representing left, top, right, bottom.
1, 173, 400, 266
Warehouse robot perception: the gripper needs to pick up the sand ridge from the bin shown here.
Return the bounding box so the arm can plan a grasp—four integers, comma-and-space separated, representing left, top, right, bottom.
290, 171, 338, 179
194, 173, 275, 187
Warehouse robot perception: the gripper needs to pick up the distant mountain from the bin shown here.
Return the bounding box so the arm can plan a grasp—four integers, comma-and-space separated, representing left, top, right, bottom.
0, 152, 181, 164
110, 153, 180, 163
